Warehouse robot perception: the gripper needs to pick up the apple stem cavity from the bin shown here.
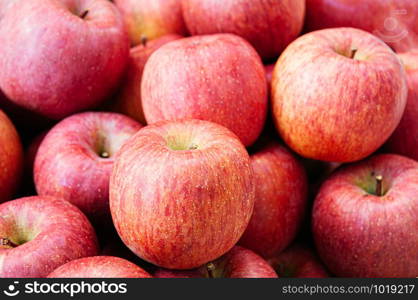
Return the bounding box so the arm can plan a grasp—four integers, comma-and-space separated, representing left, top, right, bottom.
375, 175, 383, 197
80, 10, 89, 19
0, 238, 18, 248
350, 48, 358, 59
206, 262, 216, 278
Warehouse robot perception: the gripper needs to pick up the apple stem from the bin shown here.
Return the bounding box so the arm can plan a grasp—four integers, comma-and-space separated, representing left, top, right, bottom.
100, 151, 110, 158
375, 175, 383, 196
80, 10, 89, 19
206, 262, 216, 278
0, 238, 18, 248
350, 48, 358, 59
141, 35, 148, 47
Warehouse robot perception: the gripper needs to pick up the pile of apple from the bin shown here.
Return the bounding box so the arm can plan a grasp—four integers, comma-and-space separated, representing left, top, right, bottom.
0, 0, 417, 279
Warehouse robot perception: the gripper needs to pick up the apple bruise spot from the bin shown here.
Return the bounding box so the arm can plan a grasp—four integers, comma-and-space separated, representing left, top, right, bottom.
188, 144, 198, 150
80, 10, 89, 19
0, 238, 18, 248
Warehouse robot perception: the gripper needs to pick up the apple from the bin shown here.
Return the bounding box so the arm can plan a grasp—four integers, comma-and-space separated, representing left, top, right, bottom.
268, 244, 329, 278
114, 0, 187, 46
312, 154, 418, 277
141, 34, 267, 147
110, 34, 182, 124
48, 256, 152, 278
385, 51, 418, 161
154, 246, 277, 278
0, 0, 129, 119
264, 64, 275, 88
0, 196, 99, 278
305, 0, 418, 52
0, 0, 16, 19
181, 0, 305, 60
0, 109, 23, 202
238, 139, 308, 258
34, 112, 142, 227
110, 119, 255, 269
272, 28, 408, 162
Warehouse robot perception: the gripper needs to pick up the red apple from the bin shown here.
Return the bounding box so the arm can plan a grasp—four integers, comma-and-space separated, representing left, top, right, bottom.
272, 28, 408, 162
0, 0, 16, 19
0, 109, 23, 202
110, 119, 255, 269
0, 196, 99, 277
313, 154, 418, 277
182, 0, 305, 60
268, 244, 329, 278
264, 64, 275, 88
110, 34, 182, 124
114, 0, 187, 46
0, 0, 129, 119
385, 51, 418, 161
34, 112, 142, 226
305, 0, 418, 52
154, 246, 277, 278
141, 34, 267, 146
48, 256, 152, 278
238, 140, 308, 258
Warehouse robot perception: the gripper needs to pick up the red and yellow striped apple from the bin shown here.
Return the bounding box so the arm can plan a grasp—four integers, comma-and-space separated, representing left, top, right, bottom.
110, 119, 255, 269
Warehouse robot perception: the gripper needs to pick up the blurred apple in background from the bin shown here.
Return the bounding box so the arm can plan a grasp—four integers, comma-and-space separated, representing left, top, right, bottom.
114, 0, 187, 46
0, 110, 23, 202
141, 34, 267, 147
239, 139, 308, 258
34, 112, 142, 228
264, 64, 275, 88
110, 119, 255, 269
0, 0, 129, 119
182, 0, 305, 61
109, 34, 182, 124
313, 154, 418, 277
385, 51, 418, 161
272, 28, 408, 162
268, 244, 329, 278
154, 246, 277, 278
48, 256, 152, 278
305, 0, 418, 52
0, 196, 98, 277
